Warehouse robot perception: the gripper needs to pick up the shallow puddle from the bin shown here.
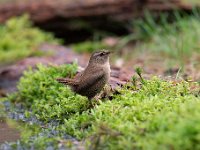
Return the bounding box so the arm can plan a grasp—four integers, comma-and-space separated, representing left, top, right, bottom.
0, 102, 21, 144
0, 118, 20, 144
0, 101, 84, 150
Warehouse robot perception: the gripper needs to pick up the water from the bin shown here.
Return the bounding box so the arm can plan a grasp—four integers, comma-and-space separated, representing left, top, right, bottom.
0, 101, 21, 148
0, 118, 20, 144
0, 101, 84, 150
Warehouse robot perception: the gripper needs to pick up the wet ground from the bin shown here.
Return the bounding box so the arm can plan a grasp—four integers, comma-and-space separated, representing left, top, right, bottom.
0, 118, 20, 144
0, 100, 84, 150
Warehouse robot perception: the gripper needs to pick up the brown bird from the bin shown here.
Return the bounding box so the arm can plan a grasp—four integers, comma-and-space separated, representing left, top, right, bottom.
56, 50, 111, 100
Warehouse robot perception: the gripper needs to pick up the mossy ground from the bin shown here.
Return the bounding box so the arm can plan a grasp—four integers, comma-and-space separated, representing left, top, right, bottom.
0, 15, 60, 65
7, 64, 200, 150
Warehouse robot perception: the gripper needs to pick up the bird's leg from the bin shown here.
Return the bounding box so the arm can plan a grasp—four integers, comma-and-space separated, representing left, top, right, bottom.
87, 99, 96, 109
93, 94, 102, 101
98, 84, 112, 100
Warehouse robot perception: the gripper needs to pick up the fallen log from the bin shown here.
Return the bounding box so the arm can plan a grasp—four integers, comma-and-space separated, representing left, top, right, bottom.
0, 0, 195, 23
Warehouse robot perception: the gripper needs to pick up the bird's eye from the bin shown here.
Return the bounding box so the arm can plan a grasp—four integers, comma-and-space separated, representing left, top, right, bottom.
100, 52, 105, 56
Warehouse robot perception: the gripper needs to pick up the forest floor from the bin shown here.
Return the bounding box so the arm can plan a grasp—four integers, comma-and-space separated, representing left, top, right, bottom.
0, 7, 200, 150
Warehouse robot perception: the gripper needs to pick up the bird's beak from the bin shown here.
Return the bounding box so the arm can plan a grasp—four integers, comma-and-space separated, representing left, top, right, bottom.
106, 51, 113, 55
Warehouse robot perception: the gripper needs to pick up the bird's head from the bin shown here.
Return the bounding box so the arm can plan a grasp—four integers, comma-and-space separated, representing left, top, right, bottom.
89, 50, 111, 65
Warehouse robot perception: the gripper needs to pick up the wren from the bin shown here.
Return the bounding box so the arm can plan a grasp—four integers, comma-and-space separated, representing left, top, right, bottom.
56, 50, 111, 100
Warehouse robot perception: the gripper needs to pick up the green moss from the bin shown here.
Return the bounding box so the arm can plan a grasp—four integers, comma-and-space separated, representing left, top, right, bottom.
0, 15, 60, 65
63, 78, 200, 150
8, 64, 200, 149
9, 63, 89, 122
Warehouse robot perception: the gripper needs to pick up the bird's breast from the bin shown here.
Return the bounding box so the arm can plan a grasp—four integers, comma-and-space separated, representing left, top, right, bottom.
103, 62, 111, 78
103, 61, 111, 71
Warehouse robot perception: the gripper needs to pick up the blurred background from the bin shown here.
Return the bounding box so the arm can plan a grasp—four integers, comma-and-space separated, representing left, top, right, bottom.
0, 0, 200, 95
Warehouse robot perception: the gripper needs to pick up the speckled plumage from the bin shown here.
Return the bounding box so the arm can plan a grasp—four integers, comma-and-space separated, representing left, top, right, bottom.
56, 50, 111, 100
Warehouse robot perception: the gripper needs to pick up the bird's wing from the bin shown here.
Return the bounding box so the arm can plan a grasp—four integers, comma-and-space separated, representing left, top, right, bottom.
77, 68, 104, 90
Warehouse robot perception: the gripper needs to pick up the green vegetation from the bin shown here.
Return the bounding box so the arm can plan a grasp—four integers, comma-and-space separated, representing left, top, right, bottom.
9, 63, 89, 122
8, 64, 200, 149
182, 0, 200, 5
71, 40, 108, 53
0, 15, 60, 65
120, 12, 200, 61
139, 15, 200, 58
63, 78, 200, 150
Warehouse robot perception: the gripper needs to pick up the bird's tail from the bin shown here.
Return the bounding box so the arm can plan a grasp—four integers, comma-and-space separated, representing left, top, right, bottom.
56, 78, 78, 86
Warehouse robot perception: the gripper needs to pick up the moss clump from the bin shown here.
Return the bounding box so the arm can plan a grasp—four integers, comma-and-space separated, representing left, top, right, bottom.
9, 63, 89, 122
8, 64, 200, 149
0, 15, 60, 65
63, 78, 200, 150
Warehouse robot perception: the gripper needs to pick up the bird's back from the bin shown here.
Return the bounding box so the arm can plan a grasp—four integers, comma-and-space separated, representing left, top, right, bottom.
74, 63, 110, 99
